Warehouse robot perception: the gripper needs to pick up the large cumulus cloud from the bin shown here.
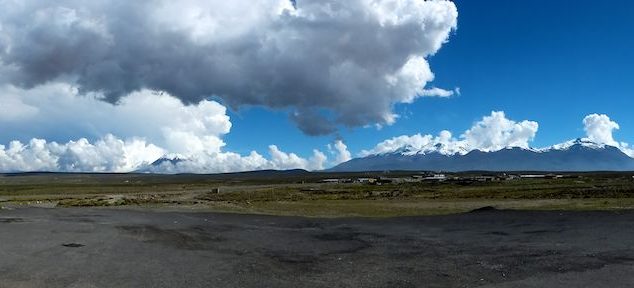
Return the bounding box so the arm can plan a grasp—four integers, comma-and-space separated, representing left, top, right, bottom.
360, 112, 634, 158
581, 114, 633, 156
0, 83, 232, 154
0, 135, 333, 173
462, 111, 539, 152
0, 83, 352, 173
361, 111, 539, 156
0, 0, 458, 135
583, 114, 620, 147
0, 135, 164, 173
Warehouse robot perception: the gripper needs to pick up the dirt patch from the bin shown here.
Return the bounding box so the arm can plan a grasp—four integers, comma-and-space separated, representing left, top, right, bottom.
0, 217, 24, 223
522, 229, 564, 234
265, 251, 320, 264
485, 231, 510, 236
117, 225, 225, 250
62, 243, 85, 248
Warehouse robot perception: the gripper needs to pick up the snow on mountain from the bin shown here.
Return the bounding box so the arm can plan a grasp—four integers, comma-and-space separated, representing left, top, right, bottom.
375, 137, 628, 157
330, 139, 634, 172
540, 138, 608, 152
136, 154, 189, 173
387, 142, 470, 156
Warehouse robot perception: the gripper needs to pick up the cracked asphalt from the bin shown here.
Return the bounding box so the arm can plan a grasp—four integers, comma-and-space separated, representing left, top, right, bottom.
0, 207, 633, 287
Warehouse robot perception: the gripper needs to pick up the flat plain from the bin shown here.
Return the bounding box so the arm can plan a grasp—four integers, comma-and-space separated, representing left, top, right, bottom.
1, 171, 633, 287
1, 171, 634, 216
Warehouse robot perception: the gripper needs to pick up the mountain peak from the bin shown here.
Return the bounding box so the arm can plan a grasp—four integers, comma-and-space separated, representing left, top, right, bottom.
331, 138, 634, 172
150, 154, 188, 166
544, 138, 607, 152
379, 142, 469, 157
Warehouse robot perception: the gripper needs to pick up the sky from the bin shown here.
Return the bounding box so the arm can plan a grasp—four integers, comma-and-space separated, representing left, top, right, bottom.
0, 0, 633, 173
225, 0, 634, 156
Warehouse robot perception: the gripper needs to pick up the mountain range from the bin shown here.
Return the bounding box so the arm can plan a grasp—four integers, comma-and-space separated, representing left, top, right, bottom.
329, 139, 634, 172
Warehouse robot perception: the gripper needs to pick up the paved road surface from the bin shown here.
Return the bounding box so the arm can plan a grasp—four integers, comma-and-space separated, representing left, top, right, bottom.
1, 207, 633, 287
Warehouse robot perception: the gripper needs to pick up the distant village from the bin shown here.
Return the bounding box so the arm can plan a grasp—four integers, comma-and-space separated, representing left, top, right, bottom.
319, 172, 582, 185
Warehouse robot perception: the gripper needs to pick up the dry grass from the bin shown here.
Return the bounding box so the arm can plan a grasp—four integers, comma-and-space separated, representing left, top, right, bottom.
1, 173, 634, 217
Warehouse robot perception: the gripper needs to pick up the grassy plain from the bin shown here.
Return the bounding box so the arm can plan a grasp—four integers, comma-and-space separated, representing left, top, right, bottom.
1, 171, 633, 217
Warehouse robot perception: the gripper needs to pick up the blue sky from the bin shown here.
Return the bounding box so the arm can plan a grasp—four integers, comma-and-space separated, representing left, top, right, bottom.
1, 0, 633, 172
226, 0, 634, 157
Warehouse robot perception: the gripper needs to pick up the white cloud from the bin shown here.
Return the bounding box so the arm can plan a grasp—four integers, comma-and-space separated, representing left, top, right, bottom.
4, 107, 633, 173
0, 83, 341, 173
144, 151, 271, 174
419, 87, 456, 98
620, 145, 634, 157
0, 0, 462, 172
0, 95, 38, 122
0, 83, 231, 154
330, 140, 352, 164
0, 0, 458, 135
0, 135, 164, 172
0, 133, 338, 174
583, 114, 619, 146
462, 111, 539, 152
268, 145, 311, 171
361, 111, 539, 156
361, 112, 634, 159
582, 114, 633, 157
309, 149, 328, 171
360, 131, 466, 157
140, 145, 329, 174
268, 145, 327, 171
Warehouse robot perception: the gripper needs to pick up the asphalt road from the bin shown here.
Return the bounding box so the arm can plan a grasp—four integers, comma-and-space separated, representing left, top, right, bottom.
0, 207, 633, 288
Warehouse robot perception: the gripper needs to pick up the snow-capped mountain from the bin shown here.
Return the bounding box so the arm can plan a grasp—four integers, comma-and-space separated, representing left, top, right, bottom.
330, 139, 634, 172
540, 138, 609, 151
389, 142, 472, 156
136, 154, 189, 173
150, 156, 187, 166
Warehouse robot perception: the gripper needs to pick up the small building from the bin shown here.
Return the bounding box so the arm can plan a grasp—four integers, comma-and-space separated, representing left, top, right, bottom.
520, 174, 547, 179
357, 178, 377, 184
474, 176, 496, 182
501, 174, 520, 180
423, 174, 447, 181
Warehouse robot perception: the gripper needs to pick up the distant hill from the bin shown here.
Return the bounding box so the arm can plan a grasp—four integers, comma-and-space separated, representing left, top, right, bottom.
330, 139, 634, 172
137, 154, 312, 177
